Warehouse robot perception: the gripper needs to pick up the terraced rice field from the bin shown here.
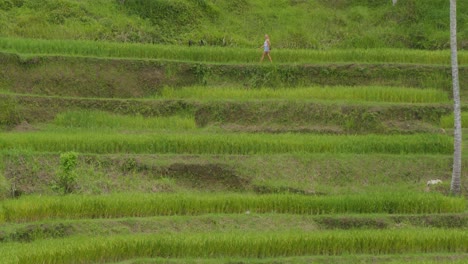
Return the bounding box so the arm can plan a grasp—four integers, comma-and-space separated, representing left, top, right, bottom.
0, 39, 467, 263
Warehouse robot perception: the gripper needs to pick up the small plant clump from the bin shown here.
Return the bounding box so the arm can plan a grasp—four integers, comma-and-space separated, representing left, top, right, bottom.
52, 152, 78, 194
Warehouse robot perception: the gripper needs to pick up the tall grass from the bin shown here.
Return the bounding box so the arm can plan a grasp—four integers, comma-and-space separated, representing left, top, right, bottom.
0, 132, 453, 155
158, 86, 449, 103
1, 193, 464, 223
52, 111, 196, 131
1, 38, 466, 65
1, 229, 467, 263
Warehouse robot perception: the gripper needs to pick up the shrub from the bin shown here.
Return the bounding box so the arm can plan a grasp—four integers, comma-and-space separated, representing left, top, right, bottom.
53, 152, 79, 194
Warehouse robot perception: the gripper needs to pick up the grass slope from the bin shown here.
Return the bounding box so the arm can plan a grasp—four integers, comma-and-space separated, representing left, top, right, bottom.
0, 0, 466, 49
3, 152, 468, 197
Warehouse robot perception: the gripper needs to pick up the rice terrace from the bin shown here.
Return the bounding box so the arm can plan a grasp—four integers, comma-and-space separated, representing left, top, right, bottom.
0, 0, 468, 263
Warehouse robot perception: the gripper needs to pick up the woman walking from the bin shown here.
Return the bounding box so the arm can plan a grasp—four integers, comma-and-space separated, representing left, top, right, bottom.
260, 34, 272, 63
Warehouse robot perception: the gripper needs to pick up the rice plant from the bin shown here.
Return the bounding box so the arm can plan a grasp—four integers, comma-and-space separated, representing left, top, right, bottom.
0, 132, 453, 155
51, 110, 196, 131
1, 193, 464, 223
1, 229, 467, 264
158, 86, 449, 103
0, 37, 466, 65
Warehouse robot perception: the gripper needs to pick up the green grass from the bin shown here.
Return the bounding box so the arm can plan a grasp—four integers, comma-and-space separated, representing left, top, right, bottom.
1, 193, 464, 223
1, 38, 467, 65
0, 0, 466, 50
440, 112, 468, 128
2, 152, 466, 197
0, 132, 453, 155
1, 229, 467, 264
158, 86, 450, 103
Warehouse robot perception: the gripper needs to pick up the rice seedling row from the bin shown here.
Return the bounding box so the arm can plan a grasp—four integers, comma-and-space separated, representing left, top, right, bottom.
7, 84, 451, 103
51, 111, 196, 131
1, 229, 467, 264
1, 193, 464, 223
157, 86, 450, 103
1, 38, 466, 65
0, 132, 453, 155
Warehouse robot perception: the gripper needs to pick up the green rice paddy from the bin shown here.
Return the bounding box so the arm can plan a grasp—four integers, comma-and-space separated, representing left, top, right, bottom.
0, 1, 466, 261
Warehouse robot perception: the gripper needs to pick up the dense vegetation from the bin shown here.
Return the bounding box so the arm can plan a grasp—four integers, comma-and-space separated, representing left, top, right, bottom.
0, 0, 466, 49
0, 0, 467, 263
